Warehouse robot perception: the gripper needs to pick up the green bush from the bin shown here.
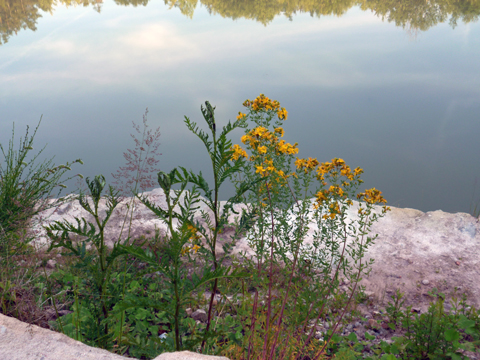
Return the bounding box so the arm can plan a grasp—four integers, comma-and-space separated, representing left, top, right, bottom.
0, 117, 82, 319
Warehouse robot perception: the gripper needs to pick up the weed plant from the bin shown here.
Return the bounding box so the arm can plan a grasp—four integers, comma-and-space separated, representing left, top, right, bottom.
1, 98, 479, 359
333, 289, 480, 359
0, 117, 82, 323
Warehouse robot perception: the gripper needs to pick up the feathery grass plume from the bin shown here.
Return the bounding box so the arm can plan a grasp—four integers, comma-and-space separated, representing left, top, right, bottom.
111, 108, 162, 198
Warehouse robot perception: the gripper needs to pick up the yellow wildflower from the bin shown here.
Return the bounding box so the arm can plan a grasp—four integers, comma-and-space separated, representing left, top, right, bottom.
314, 190, 328, 208
277, 107, 288, 120
295, 158, 306, 169
255, 165, 266, 175
332, 158, 345, 166
354, 167, 363, 176
274, 127, 285, 137
329, 185, 344, 197
322, 213, 336, 220
245, 94, 282, 112
236, 112, 246, 121
251, 126, 269, 138
231, 144, 248, 160
277, 140, 298, 155
357, 188, 387, 204
340, 166, 353, 179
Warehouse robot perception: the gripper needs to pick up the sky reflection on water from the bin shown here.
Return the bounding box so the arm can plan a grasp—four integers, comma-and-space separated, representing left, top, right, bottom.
1, 0, 479, 214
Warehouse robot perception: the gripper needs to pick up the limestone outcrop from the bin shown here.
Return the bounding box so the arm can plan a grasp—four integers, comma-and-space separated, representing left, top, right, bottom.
29, 188, 480, 310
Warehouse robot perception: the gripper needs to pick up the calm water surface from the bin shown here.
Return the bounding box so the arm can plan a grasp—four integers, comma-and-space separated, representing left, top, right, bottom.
1, 0, 480, 214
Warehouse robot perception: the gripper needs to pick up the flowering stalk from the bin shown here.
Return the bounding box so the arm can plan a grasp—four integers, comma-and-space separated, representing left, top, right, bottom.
230, 94, 390, 359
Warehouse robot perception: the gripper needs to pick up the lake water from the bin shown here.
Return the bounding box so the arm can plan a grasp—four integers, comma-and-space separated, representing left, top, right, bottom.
1, 0, 479, 214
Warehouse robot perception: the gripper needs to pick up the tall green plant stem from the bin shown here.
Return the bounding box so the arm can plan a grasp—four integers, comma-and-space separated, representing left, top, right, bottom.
182, 101, 252, 353
201, 115, 221, 353
164, 188, 182, 351
45, 175, 124, 349
266, 185, 307, 360
91, 195, 110, 343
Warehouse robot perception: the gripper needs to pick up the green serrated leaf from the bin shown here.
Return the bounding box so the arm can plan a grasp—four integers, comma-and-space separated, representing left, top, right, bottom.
445, 329, 460, 342
347, 332, 358, 342
380, 355, 397, 360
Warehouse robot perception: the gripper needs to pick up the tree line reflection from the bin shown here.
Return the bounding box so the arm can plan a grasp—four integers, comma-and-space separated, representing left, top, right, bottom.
1, 0, 479, 44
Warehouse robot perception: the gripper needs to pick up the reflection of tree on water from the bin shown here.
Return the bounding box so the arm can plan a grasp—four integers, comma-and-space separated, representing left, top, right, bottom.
358, 0, 480, 32
0, 0, 103, 44
1, 0, 479, 44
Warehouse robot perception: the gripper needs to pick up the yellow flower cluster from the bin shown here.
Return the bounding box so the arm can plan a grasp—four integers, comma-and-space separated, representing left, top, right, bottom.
277, 107, 288, 120
313, 185, 352, 210
231, 144, 248, 160
255, 159, 286, 179
295, 157, 319, 173
243, 94, 280, 111
242, 94, 288, 121
240, 126, 298, 157
236, 112, 246, 121
274, 127, 284, 137
180, 224, 202, 256
357, 188, 387, 205
316, 158, 363, 183
324, 201, 340, 220
239, 128, 296, 182
276, 140, 298, 155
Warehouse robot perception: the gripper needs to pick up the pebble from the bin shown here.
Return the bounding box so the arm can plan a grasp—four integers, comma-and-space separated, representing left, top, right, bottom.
191, 309, 208, 322
422, 279, 430, 285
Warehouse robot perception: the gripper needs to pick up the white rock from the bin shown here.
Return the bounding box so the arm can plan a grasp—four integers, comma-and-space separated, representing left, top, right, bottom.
0, 313, 230, 360
29, 188, 480, 312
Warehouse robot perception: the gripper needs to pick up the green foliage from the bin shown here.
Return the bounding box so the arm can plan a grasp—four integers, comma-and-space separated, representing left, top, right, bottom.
0, 118, 82, 251
385, 289, 406, 330
395, 294, 479, 359
328, 290, 480, 360
0, 118, 81, 318
118, 101, 255, 352
48, 258, 170, 357
45, 174, 128, 349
